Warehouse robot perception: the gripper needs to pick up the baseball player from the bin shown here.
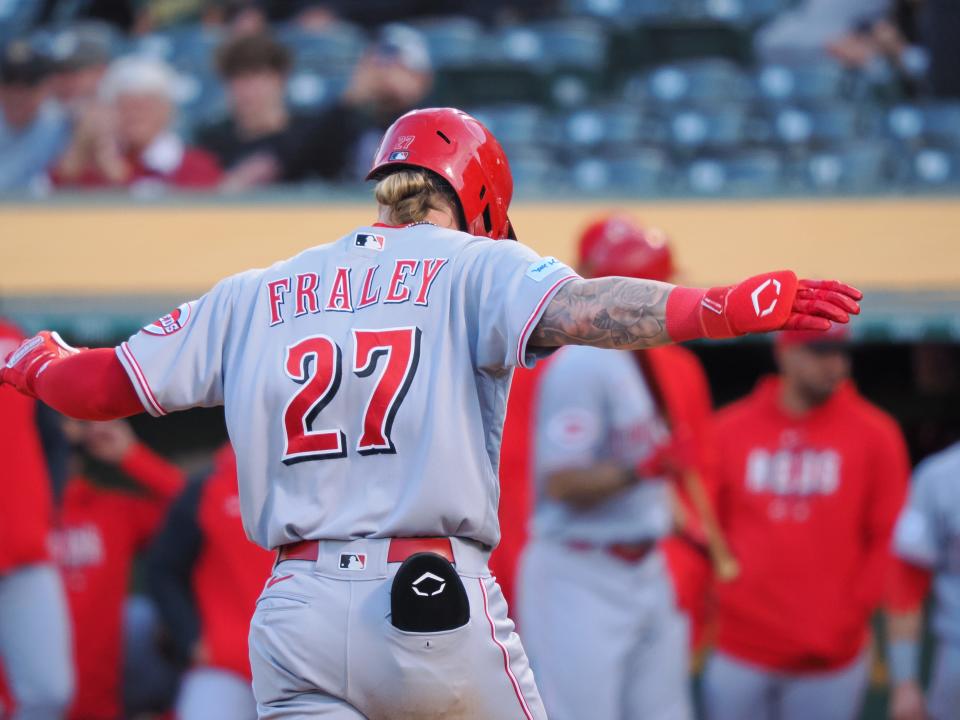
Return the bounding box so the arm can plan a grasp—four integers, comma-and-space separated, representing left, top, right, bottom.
1, 107, 861, 719
516, 215, 714, 720
0, 319, 74, 720
887, 439, 960, 720
147, 444, 274, 720
702, 327, 909, 720
51, 418, 184, 720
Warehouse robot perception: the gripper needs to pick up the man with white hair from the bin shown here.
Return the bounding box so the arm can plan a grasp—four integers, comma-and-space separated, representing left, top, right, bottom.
52, 55, 220, 190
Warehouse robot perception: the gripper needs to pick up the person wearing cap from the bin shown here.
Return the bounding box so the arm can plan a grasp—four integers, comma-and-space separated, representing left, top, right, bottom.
47, 23, 113, 117
52, 55, 221, 191
0, 39, 70, 193
515, 215, 709, 720
701, 326, 910, 720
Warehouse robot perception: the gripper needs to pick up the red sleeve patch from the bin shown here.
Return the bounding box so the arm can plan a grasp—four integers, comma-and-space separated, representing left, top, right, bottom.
142, 302, 192, 337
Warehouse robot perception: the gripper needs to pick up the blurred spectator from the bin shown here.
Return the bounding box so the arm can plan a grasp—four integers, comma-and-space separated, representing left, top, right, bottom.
47, 23, 113, 117
0, 319, 75, 719
755, 0, 890, 64
197, 33, 329, 189
52, 55, 221, 191
147, 445, 273, 720
0, 40, 70, 194
199, 26, 432, 190
701, 328, 909, 720
337, 23, 434, 179
52, 418, 185, 720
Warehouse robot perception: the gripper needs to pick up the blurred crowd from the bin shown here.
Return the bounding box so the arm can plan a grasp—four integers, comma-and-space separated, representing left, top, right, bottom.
1, 0, 958, 197
0, 17, 437, 195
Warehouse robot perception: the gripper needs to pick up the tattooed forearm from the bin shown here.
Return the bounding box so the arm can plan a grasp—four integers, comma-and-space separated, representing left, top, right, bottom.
530, 277, 675, 350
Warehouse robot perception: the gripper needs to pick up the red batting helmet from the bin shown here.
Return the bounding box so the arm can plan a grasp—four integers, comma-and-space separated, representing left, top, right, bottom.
367, 107, 515, 240
577, 215, 674, 282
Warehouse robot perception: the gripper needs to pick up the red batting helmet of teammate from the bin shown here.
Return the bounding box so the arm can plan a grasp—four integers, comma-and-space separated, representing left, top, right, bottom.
578, 215, 674, 282
367, 107, 515, 240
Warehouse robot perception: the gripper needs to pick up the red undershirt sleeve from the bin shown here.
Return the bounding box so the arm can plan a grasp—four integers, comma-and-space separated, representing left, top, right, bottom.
33, 348, 146, 420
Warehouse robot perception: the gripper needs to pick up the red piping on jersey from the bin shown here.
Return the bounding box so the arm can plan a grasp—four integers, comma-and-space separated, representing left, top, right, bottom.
479, 578, 534, 720
120, 342, 168, 416
372, 222, 405, 228
516, 274, 578, 368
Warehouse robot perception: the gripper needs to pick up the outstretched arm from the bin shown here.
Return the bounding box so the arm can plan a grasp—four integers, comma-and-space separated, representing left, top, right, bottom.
1, 334, 143, 420
531, 270, 862, 350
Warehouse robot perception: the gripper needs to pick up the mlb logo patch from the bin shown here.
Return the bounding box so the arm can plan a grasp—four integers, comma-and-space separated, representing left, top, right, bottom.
388, 150, 409, 161
339, 553, 367, 571
355, 233, 386, 251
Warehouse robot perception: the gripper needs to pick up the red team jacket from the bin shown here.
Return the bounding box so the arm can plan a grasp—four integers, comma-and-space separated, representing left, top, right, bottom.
711, 377, 909, 672
0, 321, 54, 575
53, 445, 184, 720
194, 446, 274, 679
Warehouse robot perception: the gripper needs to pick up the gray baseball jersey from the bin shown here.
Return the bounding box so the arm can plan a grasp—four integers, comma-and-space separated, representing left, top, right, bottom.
531, 345, 673, 543
893, 441, 960, 642
116, 224, 577, 550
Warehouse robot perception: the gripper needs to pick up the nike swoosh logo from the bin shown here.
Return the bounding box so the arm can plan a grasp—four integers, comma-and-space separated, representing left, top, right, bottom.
266, 573, 294, 588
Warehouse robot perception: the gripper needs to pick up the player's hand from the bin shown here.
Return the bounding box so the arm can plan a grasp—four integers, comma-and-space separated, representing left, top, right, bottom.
0, 331, 82, 398
890, 681, 927, 720
700, 271, 862, 338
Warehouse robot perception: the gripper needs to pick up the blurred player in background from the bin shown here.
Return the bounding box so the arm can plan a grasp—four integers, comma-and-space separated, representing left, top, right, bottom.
52, 418, 183, 720
0, 319, 74, 720
517, 215, 716, 720
887, 439, 960, 720
147, 444, 273, 720
702, 327, 909, 720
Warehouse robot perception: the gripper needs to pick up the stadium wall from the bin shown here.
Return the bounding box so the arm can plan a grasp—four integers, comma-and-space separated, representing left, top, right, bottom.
1, 198, 957, 295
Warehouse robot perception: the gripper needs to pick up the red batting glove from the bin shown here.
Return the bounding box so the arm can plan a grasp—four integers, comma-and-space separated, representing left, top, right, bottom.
666, 271, 862, 342
1, 331, 82, 398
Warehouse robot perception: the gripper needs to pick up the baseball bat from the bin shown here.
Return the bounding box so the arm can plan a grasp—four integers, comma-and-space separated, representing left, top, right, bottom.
681, 469, 740, 583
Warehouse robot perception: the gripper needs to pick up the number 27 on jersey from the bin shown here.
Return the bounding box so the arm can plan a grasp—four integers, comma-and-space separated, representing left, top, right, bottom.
282, 326, 421, 464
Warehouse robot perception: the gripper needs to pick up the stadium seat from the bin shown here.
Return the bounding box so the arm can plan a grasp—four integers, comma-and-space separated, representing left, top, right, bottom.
922, 103, 960, 148
530, 20, 609, 70
135, 25, 224, 74
686, 150, 782, 195
506, 149, 562, 194
286, 71, 349, 111
468, 105, 547, 148
907, 147, 959, 188
560, 105, 649, 149
756, 61, 848, 103
0, 0, 41, 47
276, 22, 366, 76
414, 17, 485, 68
803, 142, 890, 193
668, 105, 749, 149
570, 149, 671, 195
771, 104, 860, 146
628, 59, 752, 105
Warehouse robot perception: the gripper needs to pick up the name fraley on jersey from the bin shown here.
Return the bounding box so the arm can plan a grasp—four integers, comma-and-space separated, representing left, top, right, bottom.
264, 234, 449, 326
